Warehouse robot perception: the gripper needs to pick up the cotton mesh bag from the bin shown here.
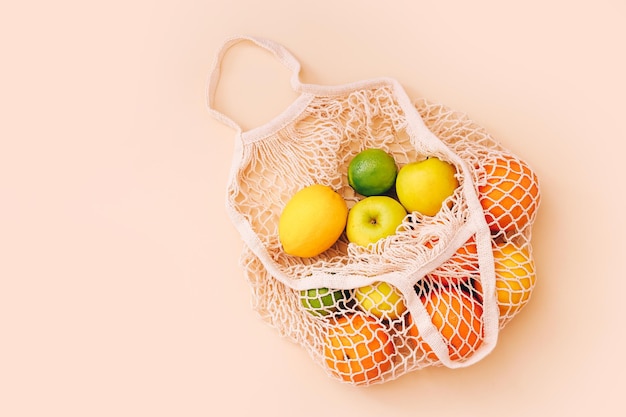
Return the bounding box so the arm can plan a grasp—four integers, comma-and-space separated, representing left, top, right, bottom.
207, 36, 540, 386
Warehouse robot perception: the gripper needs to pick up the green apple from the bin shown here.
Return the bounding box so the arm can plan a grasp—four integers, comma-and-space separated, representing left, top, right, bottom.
395, 157, 459, 216
300, 287, 347, 317
354, 281, 407, 321
346, 196, 407, 247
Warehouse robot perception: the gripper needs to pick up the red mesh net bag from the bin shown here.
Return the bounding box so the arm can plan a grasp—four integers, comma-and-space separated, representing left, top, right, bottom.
207, 36, 540, 386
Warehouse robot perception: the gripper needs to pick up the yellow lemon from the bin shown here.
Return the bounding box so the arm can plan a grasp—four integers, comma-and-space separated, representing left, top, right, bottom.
348, 148, 398, 196
493, 241, 536, 319
278, 184, 348, 258
395, 157, 459, 216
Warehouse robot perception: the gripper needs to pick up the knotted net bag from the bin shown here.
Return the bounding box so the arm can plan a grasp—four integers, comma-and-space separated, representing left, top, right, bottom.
207, 36, 540, 386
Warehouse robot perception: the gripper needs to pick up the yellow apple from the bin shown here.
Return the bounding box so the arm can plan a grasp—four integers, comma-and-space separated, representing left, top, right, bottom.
395, 157, 459, 216
354, 281, 407, 321
346, 196, 407, 247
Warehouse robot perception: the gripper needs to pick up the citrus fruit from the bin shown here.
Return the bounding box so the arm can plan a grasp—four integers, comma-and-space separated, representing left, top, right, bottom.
395, 157, 459, 216
448, 237, 479, 274
278, 184, 348, 258
354, 281, 407, 321
324, 312, 395, 385
493, 240, 536, 321
421, 285, 484, 361
427, 236, 479, 287
347, 148, 398, 196
300, 288, 347, 317
405, 314, 437, 361
478, 154, 540, 234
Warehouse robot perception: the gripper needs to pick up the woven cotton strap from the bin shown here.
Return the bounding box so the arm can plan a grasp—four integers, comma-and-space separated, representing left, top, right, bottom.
206, 35, 303, 131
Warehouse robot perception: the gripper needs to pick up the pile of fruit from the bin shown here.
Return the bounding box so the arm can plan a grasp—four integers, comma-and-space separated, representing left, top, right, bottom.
277, 146, 539, 385
279, 149, 461, 257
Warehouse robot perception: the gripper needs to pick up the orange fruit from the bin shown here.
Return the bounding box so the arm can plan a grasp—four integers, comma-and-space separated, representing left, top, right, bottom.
451, 237, 479, 273
424, 237, 478, 287
478, 155, 539, 234
493, 240, 536, 321
405, 314, 438, 361
421, 286, 484, 361
460, 277, 484, 305
324, 313, 395, 385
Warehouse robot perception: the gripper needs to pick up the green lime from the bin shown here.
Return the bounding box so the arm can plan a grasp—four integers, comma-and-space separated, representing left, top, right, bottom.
300, 288, 347, 317
348, 148, 398, 196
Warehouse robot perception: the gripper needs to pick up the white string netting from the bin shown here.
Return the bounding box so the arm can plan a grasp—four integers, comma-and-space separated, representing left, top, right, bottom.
227, 88, 540, 386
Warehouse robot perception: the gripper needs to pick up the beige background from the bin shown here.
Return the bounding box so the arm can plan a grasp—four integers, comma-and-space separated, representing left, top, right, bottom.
2, 1, 625, 416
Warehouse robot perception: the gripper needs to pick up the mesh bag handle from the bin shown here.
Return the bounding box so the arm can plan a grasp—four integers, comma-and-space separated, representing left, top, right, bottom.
206, 35, 303, 131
